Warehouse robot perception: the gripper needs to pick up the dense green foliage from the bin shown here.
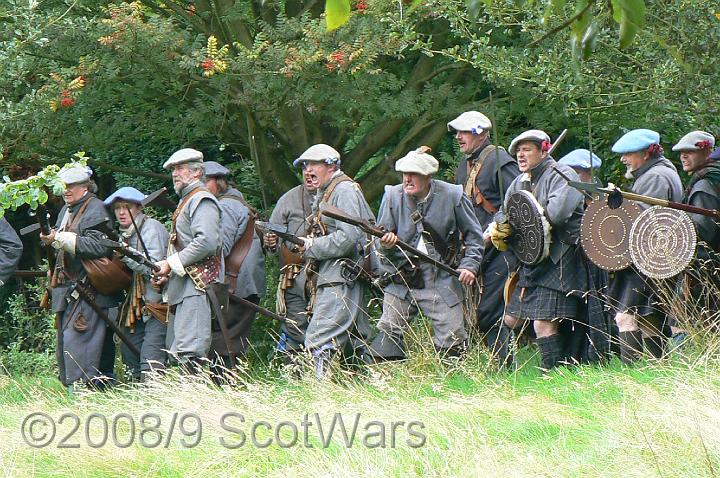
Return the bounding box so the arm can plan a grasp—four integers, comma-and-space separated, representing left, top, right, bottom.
2, 0, 717, 209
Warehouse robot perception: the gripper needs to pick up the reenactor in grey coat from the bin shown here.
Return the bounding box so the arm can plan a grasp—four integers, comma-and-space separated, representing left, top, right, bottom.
292, 144, 375, 376
670, 132, 720, 346
105, 187, 169, 381
265, 171, 315, 357
608, 129, 683, 362
449, 111, 519, 365
492, 130, 586, 371
366, 147, 484, 361
0, 218, 22, 286
203, 161, 266, 368
153, 149, 222, 371
40, 165, 120, 387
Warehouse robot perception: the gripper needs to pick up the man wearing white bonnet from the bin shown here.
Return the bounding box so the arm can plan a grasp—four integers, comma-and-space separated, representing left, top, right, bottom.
40, 163, 120, 389
493, 130, 586, 371
153, 148, 222, 373
364, 146, 484, 362
291, 143, 375, 376
448, 110, 520, 366
670, 131, 720, 347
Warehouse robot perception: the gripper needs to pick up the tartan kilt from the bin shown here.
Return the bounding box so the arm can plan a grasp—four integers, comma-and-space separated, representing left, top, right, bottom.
506, 284, 580, 321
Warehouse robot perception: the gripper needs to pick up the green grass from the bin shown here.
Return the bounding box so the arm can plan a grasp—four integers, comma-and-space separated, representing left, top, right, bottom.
1, 345, 720, 477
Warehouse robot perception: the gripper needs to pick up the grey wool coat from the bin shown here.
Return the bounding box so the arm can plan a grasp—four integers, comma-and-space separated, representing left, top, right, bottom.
375, 179, 484, 307
120, 213, 169, 306
218, 187, 265, 299
0, 218, 22, 285
304, 172, 375, 286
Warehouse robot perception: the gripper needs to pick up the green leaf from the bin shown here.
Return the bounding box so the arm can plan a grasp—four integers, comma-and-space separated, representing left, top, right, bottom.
466, 0, 484, 19
619, 11, 639, 49
325, 0, 351, 32
609, 0, 622, 23
618, 0, 645, 29
550, 0, 566, 15
581, 22, 599, 59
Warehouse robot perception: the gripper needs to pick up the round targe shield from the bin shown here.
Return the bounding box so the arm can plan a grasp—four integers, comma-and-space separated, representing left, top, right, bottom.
506, 190, 550, 265
629, 206, 697, 279
581, 199, 642, 271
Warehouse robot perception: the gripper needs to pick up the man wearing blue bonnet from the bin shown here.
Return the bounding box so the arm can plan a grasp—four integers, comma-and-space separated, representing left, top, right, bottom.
557, 149, 602, 184
104, 186, 169, 381
608, 129, 683, 363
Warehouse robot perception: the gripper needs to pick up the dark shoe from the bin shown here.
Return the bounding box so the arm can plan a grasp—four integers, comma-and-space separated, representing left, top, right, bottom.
643, 335, 665, 359
536, 334, 564, 371
619, 330, 643, 364
485, 325, 514, 368
363, 330, 406, 364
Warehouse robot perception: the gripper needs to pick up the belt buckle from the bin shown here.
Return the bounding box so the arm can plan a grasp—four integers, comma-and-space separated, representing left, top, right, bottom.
410, 211, 423, 224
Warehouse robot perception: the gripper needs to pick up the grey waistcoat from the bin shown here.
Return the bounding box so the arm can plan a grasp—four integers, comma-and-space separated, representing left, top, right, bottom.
166, 182, 221, 305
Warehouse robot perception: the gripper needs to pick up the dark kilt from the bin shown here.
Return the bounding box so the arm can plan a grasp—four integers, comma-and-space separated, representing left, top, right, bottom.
476, 248, 517, 330
608, 266, 664, 317
506, 284, 580, 321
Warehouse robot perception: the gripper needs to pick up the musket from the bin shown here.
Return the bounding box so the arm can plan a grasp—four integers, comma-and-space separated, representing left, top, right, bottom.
72, 280, 141, 359
98, 237, 161, 273
256, 221, 305, 247
320, 205, 461, 278
23, 204, 55, 271
229, 294, 294, 325
567, 181, 720, 220
13, 270, 47, 278
142, 187, 177, 210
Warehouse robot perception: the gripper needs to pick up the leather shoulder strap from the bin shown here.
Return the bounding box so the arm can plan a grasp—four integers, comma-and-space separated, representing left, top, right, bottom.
172, 187, 206, 233
321, 173, 353, 204
464, 146, 501, 215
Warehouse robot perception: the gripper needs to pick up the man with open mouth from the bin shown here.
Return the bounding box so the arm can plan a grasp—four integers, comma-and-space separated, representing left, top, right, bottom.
291, 144, 375, 377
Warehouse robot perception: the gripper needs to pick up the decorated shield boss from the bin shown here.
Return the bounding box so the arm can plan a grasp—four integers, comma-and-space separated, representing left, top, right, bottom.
629, 206, 697, 279
506, 190, 550, 265
581, 199, 642, 271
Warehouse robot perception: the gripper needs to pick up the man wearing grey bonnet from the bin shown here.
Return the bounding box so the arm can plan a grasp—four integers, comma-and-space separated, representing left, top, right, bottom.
153, 148, 222, 372
203, 161, 266, 373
